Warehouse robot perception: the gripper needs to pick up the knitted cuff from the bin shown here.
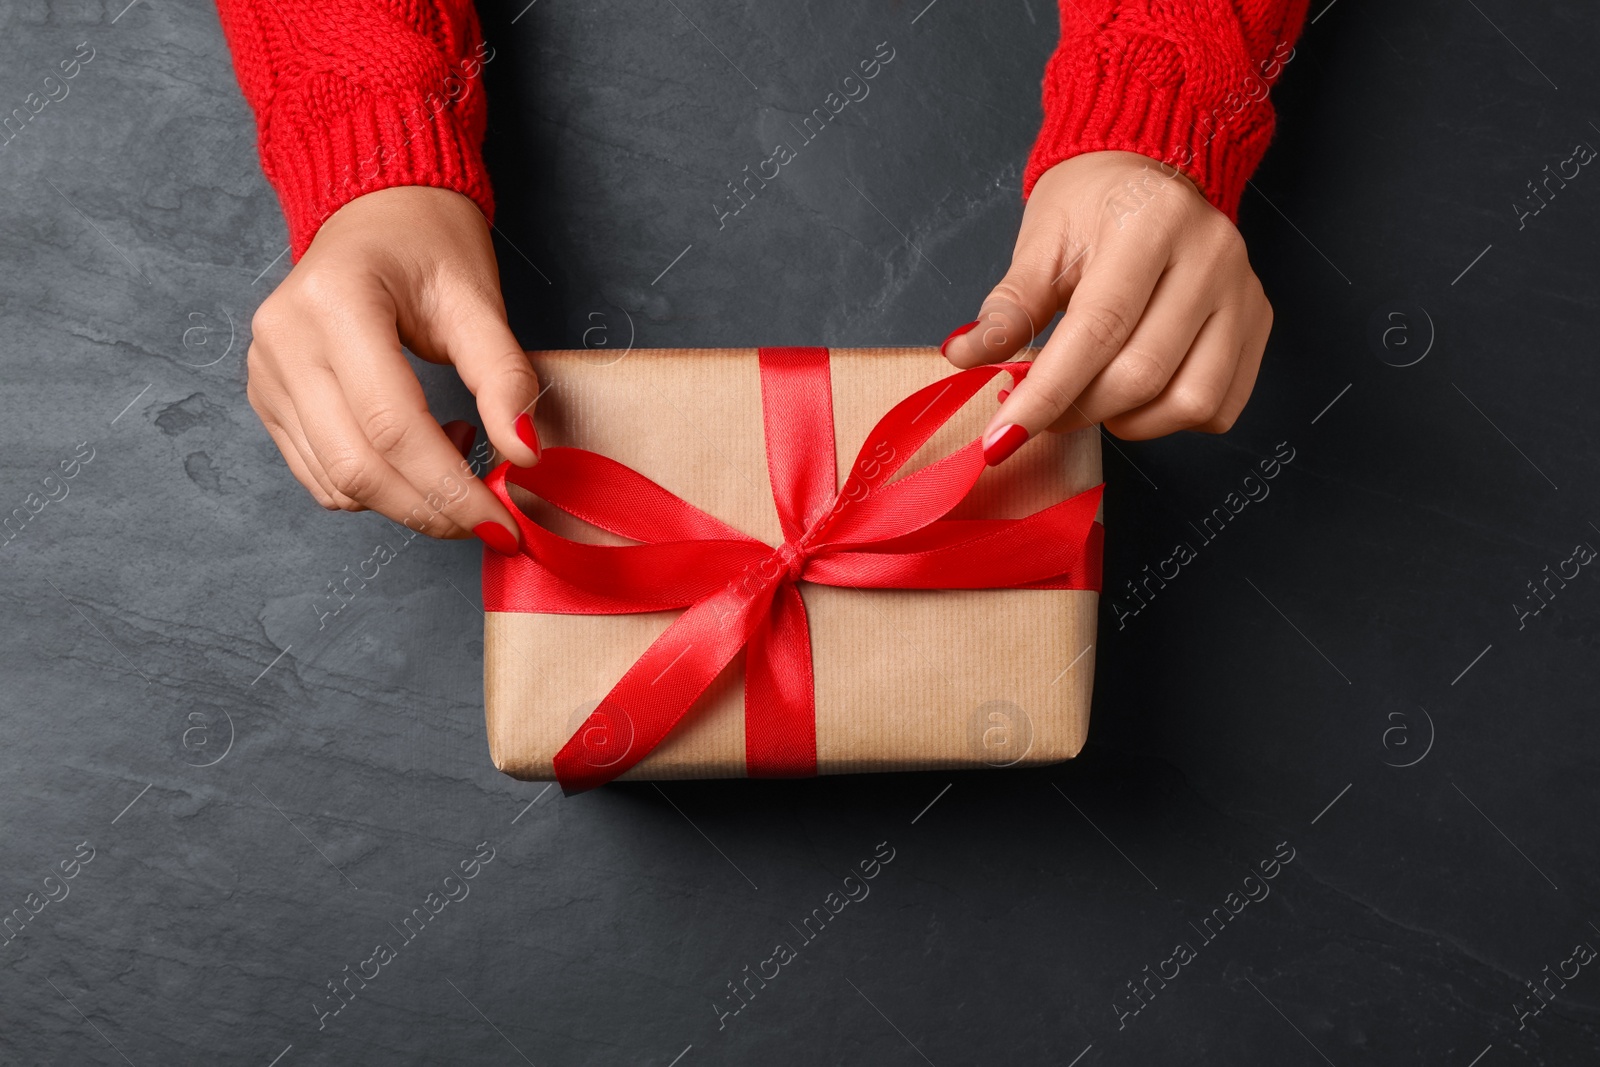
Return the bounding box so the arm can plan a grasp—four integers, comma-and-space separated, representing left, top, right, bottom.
1022, 30, 1286, 222
258, 78, 495, 261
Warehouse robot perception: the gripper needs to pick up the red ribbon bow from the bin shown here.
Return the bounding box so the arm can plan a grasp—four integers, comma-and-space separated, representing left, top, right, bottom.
483, 348, 1103, 793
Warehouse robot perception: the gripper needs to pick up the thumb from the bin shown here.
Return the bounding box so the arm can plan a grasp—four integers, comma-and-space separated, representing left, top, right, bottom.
445, 302, 543, 468
941, 256, 1063, 369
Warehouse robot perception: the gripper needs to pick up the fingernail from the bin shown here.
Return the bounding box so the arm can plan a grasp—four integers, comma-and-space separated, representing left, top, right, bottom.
982, 423, 1029, 467
474, 521, 520, 556
443, 420, 477, 458
514, 412, 542, 465
997, 387, 1011, 404
939, 320, 980, 359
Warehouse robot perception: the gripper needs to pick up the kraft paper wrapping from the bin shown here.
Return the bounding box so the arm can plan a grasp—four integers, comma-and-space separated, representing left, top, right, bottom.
483, 348, 1101, 781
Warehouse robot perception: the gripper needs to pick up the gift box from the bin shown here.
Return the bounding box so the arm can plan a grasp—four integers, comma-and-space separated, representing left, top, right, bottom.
482, 347, 1103, 791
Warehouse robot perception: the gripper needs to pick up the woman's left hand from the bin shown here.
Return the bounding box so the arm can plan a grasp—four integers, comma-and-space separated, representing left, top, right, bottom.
940, 150, 1273, 465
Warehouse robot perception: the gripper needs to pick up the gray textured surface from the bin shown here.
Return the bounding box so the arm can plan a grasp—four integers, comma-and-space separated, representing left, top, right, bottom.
3, 0, 1599, 1064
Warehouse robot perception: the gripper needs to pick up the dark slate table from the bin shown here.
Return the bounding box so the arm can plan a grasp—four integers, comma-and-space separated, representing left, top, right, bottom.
3, 0, 1597, 1063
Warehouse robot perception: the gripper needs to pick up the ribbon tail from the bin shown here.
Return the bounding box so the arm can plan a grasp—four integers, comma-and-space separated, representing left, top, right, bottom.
553, 584, 776, 793
743, 582, 818, 778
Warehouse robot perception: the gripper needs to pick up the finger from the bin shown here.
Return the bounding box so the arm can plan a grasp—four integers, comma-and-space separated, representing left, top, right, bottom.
1105, 306, 1245, 440
1199, 296, 1271, 434
443, 298, 543, 468
249, 363, 360, 510
260, 412, 342, 510
981, 239, 1167, 463
942, 248, 1071, 369
1045, 265, 1213, 435
319, 311, 526, 549
339, 366, 526, 551
284, 363, 472, 538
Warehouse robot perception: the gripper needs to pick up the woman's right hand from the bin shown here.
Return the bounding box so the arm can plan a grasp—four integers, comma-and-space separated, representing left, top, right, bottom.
246, 185, 540, 554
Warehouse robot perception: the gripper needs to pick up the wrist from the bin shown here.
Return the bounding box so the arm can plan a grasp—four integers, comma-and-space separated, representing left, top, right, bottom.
1034, 151, 1214, 225
1045, 150, 1203, 195
321, 185, 486, 226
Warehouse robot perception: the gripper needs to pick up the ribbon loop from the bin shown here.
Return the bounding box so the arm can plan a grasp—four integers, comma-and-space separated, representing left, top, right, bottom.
483, 350, 1102, 793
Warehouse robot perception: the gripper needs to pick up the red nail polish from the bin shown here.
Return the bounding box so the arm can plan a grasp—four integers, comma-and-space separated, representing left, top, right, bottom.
442, 420, 477, 458
940, 320, 980, 359
983, 424, 1029, 467
514, 412, 542, 464
474, 521, 520, 556
997, 387, 1011, 404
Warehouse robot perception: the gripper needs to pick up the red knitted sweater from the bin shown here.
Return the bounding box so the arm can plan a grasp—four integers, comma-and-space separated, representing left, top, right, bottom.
215, 0, 1308, 261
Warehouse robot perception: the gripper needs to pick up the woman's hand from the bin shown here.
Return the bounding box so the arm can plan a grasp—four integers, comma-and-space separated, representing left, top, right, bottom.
246, 186, 540, 553
940, 151, 1273, 465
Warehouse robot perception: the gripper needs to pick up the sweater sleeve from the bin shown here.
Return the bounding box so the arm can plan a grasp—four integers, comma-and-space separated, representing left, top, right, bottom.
214, 0, 495, 260
1023, 0, 1310, 221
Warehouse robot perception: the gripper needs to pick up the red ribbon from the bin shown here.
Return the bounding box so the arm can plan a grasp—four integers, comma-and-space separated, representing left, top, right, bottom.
483, 348, 1104, 793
